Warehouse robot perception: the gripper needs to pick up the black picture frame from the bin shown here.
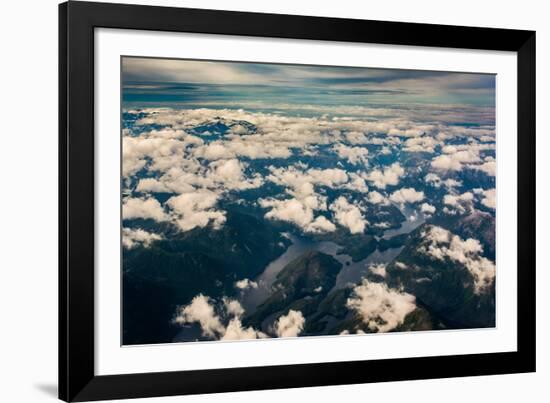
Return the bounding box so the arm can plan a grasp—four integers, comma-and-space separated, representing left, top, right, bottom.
59, 1, 536, 401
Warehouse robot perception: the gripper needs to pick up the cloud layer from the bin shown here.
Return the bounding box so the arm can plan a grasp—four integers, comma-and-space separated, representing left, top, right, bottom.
123, 57, 496, 106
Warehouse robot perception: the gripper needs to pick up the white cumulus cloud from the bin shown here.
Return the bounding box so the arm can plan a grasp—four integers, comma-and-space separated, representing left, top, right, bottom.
123, 196, 168, 222
365, 163, 405, 189
167, 190, 226, 232
260, 196, 335, 234
403, 136, 439, 153
346, 280, 416, 332
443, 191, 474, 214
420, 202, 436, 215
221, 318, 267, 340
389, 188, 425, 204
332, 144, 369, 165
367, 191, 388, 205
122, 227, 163, 249
274, 310, 305, 337
330, 197, 368, 234
469, 159, 496, 176
480, 188, 496, 209
431, 148, 480, 171
173, 294, 225, 338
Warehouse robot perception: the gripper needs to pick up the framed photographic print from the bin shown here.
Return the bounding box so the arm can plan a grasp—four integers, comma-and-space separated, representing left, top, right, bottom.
59, 1, 536, 401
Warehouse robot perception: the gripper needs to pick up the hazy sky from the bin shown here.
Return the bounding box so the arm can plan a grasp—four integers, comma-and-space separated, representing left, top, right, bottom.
122, 57, 495, 107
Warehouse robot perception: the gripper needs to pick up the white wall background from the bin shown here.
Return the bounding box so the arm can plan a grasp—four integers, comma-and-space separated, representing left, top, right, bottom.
0, 0, 547, 402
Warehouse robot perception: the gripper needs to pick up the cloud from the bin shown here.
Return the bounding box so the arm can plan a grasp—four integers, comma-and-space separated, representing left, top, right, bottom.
207, 159, 264, 190
167, 190, 226, 231
209, 158, 247, 183
274, 310, 305, 337
223, 298, 246, 318
122, 197, 168, 222
229, 124, 251, 135
196, 142, 235, 160
342, 173, 369, 193
261, 165, 362, 234
431, 139, 496, 174
122, 227, 163, 249
332, 144, 369, 165
124, 56, 496, 106
469, 159, 496, 176
265, 165, 366, 225
123, 58, 272, 85
173, 294, 225, 338
307, 215, 338, 233
346, 280, 416, 332
260, 196, 336, 234
221, 318, 267, 340
330, 197, 368, 234
266, 166, 349, 191
136, 157, 263, 195
420, 226, 496, 293
124, 108, 492, 206
367, 191, 388, 205
431, 154, 461, 171
345, 131, 369, 144
135, 177, 173, 193
194, 139, 291, 161
431, 146, 481, 171
235, 278, 259, 290
174, 295, 267, 340
403, 136, 439, 153
389, 188, 425, 204
123, 135, 195, 178
123, 123, 268, 194
420, 203, 436, 215
443, 191, 474, 214
480, 188, 496, 209
365, 163, 405, 189
388, 128, 426, 137
123, 107, 497, 276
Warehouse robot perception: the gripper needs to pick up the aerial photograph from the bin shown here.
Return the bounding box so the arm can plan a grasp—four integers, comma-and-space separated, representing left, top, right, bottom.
121, 57, 496, 345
